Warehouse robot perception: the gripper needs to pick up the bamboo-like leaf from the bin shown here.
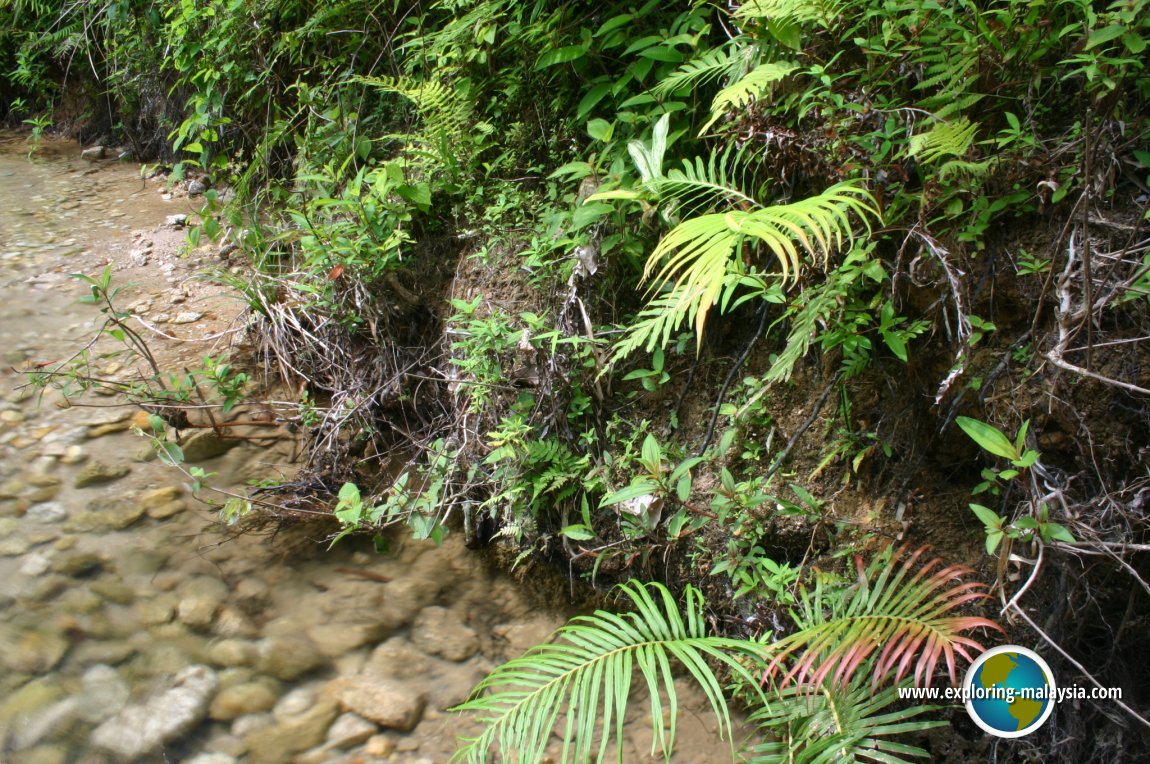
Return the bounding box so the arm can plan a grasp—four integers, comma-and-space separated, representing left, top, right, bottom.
762, 545, 1001, 691
451, 581, 763, 764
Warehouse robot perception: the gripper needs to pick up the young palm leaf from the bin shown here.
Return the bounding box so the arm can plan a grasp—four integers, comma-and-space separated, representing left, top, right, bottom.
642, 180, 879, 348
763, 545, 1000, 691
451, 581, 764, 764
747, 670, 945, 764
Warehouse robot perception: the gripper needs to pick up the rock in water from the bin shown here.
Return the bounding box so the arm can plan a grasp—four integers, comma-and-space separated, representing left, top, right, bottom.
81, 146, 106, 161
90, 665, 218, 760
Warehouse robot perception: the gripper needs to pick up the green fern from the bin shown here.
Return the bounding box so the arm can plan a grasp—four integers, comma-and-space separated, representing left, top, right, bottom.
652, 46, 744, 98
701, 62, 799, 135
451, 581, 763, 764
907, 118, 979, 165
747, 672, 945, 764
636, 180, 879, 350
357, 75, 472, 173
453, 546, 998, 763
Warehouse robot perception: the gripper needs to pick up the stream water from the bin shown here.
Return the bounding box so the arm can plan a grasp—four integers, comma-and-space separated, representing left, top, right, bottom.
0, 133, 726, 764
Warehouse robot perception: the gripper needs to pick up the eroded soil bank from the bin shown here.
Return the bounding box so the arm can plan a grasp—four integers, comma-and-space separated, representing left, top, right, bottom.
0, 134, 733, 763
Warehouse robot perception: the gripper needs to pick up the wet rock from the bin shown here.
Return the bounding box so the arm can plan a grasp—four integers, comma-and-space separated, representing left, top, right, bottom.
412, 606, 479, 662
76, 665, 130, 724
178, 576, 229, 630
165, 214, 188, 227
494, 617, 557, 657
185, 754, 236, 764
256, 635, 326, 681
234, 578, 271, 614
81, 146, 106, 161
273, 686, 318, 722
89, 580, 136, 605
9, 696, 78, 752
325, 711, 378, 749
90, 664, 218, 760
60, 445, 88, 465
307, 622, 383, 658
25, 501, 67, 523
87, 421, 131, 438
212, 606, 259, 638
137, 595, 177, 626
209, 681, 279, 721
187, 179, 208, 196
139, 485, 181, 509
232, 712, 274, 737
11, 744, 70, 764
0, 629, 70, 674
326, 677, 426, 732
364, 734, 397, 757
73, 461, 130, 488
71, 640, 136, 667
19, 551, 52, 577
243, 699, 339, 764
377, 575, 443, 631
0, 680, 66, 746
65, 499, 144, 532
147, 498, 186, 520
207, 638, 258, 668
364, 637, 431, 681
54, 552, 106, 578
203, 733, 247, 758
180, 431, 240, 462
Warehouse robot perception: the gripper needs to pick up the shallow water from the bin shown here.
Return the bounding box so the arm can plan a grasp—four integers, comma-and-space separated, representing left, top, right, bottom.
0, 133, 728, 764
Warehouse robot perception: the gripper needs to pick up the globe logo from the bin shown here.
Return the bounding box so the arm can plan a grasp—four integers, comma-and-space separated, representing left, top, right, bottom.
964, 645, 1056, 738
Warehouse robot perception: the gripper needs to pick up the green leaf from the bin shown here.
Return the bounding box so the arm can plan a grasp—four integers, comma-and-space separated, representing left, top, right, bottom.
969, 503, 1002, 529
338, 482, 361, 504
1085, 25, 1127, 49
535, 43, 589, 69
560, 524, 596, 541
640, 434, 662, 472
955, 416, 1019, 460
586, 118, 614, 142
577, 83, 612, 120
986, 529, 1004, 555
1042, 523, 1076, 543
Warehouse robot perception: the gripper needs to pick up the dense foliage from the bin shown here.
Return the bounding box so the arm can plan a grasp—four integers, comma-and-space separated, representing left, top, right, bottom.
8, 0, 1150, 760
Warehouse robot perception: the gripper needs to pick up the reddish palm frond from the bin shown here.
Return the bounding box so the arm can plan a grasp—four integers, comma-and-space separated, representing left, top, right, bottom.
762, 545, 1003, 691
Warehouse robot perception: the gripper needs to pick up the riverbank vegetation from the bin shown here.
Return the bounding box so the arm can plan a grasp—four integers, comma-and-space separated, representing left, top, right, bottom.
5, 0, 1150, 760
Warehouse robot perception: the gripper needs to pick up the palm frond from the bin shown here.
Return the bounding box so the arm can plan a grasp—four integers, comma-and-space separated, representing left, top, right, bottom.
650, 146, 765, 215
451, 581, 763, 764
652, 45, 744, 98
701, 62, 799, 135
639, 180, 878, 348
763, 545, 1001, 691
747, 671, 945, 764
734, 0, 843, 25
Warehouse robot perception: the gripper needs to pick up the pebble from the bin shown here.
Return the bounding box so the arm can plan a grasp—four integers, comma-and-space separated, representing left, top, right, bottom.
90, 665, 219, 760
24, 502, 67, 524
257, 636, 325, 681
326, 677, 427, 732
172, 311, 203, 324
209, 682, 279, 721
73, 461, 130, 489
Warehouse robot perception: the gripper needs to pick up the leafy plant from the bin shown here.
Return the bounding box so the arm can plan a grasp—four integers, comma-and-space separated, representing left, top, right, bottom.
451, 580, 763, 764
453, 546, 998, 763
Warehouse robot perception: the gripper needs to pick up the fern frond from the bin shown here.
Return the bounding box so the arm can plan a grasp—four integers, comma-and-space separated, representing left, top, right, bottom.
451, 581, 763, 764
701, 62, 799, 134
747, 671, 945, 764
735, 0, 841, 25
907, 118, 978, 165
763, 545, 1001, 691
641, 181, 878, 348
653, 46, 743, 97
